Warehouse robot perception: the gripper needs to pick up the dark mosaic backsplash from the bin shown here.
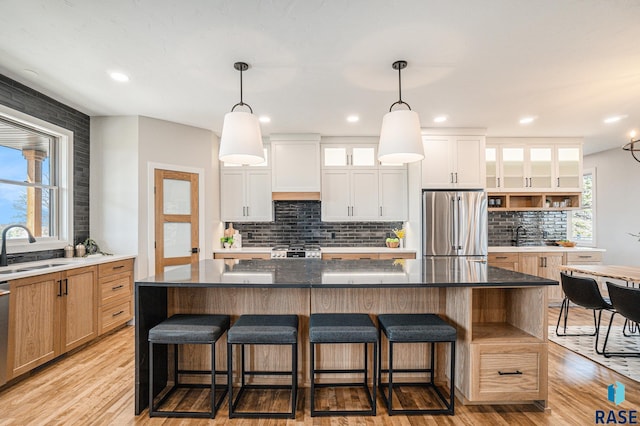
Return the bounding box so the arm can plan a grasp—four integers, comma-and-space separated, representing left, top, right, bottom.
488, 210, 567, 246
1, 74, 90, 264
229, 201, 403, 247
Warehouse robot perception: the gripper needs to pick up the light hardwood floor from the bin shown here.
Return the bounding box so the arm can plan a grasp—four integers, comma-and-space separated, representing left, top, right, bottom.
0, 307, 637, 425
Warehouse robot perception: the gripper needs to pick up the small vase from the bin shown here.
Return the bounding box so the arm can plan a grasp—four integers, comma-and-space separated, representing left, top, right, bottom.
399, 238, 404, 249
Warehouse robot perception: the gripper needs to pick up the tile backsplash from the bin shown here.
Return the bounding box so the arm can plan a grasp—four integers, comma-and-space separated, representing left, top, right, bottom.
228, 201, 403, 247
488, 210, 567, 246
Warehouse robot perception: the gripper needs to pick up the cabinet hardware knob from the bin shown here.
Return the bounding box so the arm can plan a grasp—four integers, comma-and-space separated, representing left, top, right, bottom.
498, 370, 523, 375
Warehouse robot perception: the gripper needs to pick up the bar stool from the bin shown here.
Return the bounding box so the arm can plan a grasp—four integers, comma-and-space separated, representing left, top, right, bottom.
148, 314, 230, 418
227, 314, 298, 419
378, 313, 456, 415
309, 313, 378, 416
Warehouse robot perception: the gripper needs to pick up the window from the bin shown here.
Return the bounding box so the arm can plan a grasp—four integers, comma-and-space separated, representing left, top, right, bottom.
569, 168, 595, 246
0, 106, 73, 252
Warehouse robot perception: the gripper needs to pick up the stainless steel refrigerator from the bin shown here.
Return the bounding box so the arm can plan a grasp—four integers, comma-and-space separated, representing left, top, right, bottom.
422, 189, 487, 257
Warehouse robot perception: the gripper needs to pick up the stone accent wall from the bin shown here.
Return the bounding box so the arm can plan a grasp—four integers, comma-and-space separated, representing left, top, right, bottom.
229, 201, 403, 247
0, 74, 90, 263
488, 210, 567, 246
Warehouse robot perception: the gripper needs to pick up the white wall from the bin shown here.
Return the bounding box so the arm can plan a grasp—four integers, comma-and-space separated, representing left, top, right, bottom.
584, 147, 640, 266
90, 116, 220, 279
90, 116, 139, 256
138, 116, 219, 278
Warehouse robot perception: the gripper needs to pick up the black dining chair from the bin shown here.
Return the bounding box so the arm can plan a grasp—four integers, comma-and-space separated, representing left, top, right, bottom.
601, 282, 640, 358
555, 272, 615, 354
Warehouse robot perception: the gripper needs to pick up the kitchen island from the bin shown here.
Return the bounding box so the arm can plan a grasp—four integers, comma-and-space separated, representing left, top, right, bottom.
135, 258, 556, 414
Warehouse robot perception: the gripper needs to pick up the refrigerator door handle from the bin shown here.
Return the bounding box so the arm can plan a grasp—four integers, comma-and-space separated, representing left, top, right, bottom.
451, 197, 457, 251
457, 195, 463, 250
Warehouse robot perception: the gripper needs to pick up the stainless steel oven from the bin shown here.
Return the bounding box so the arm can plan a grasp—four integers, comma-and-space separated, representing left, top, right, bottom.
271, 244, 321, 259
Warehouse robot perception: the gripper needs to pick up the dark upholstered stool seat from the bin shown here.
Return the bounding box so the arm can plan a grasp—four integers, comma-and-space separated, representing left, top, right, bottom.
149, 314, 230, 344
148, 314, 230, 419
310, 313, 378, 343
378, 314, 456, 416
227, 314, 298, 344
228, 315, 299, 419
309, 313, 378, 417
378, 314, 456, 342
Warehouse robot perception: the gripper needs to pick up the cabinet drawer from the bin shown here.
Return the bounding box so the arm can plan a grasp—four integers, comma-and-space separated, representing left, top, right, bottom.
98, 259, 133, 277
472, 343, 547, 401
213, 253, 270, 260
99, 299, 132, 335
99, 272, 132, 305
378, 252, 416, 260
565, 251, 603, 263
322, 253, 379, 260
488, 253, 518, 263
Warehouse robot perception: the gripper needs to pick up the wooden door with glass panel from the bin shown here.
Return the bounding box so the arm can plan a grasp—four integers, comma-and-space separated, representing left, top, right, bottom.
154, 169, 199, 275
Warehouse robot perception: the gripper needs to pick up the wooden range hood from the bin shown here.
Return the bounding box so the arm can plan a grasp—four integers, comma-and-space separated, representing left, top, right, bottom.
272, 192, 321, 201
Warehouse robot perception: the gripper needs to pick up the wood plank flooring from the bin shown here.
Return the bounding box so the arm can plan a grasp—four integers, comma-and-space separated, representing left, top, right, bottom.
0, 306, 637, 425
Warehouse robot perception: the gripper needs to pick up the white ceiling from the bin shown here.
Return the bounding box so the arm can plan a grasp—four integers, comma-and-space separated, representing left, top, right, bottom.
1, 0, 639, 155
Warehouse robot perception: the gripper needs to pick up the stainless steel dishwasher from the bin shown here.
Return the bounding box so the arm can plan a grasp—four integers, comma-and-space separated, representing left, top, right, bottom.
0, 281, 9, 386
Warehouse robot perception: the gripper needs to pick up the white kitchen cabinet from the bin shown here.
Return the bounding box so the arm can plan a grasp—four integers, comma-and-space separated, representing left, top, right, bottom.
321, 170, 379, 221
555, 145, 582, 191
421, 135, 485, 189
322, 144, 377, 168
221, 169, 273, 221
379, 169, 408, 220
486, 140, 583, 192
270, 134, 321, 192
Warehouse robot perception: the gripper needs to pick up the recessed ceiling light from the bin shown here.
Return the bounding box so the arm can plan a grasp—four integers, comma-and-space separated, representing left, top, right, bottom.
519, 116, 536, 125
259, 116, 271, 123
109, 71, 129, 82
433, 115, 448, 123
604, 115, 627, 124
347, 115, 359, 123
23, 69, 39, 78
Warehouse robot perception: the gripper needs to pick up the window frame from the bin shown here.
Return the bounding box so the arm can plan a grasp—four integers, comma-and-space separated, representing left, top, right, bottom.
0, 104, 74, 253
568, 167, 596, 247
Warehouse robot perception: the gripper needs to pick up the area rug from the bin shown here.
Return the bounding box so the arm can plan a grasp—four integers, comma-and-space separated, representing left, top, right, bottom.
549, 326, 640, 382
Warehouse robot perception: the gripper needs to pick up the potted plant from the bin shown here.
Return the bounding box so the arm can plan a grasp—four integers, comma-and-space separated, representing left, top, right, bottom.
220, 236, 234, 249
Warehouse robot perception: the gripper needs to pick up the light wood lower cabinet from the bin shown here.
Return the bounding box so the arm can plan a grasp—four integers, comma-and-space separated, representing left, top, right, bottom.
7, 259, 134, 381
323, 252, 416, 260
489, 250, 603, 304
98, 259, 134, 335
7, 266, 98, 379
446, 286, 548, 406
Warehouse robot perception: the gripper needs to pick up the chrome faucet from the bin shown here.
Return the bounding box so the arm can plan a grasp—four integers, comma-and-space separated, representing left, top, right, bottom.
1, 225, 36, 267
511, 225, 527, 247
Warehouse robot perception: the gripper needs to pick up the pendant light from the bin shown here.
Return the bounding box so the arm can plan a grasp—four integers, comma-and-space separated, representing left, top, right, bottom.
623, 130, 640, 163
378, 60, 424, 163
219, 62, 265, 165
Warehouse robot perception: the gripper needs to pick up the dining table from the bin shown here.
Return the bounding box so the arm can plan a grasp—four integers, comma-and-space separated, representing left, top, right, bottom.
561, 264, 640, 285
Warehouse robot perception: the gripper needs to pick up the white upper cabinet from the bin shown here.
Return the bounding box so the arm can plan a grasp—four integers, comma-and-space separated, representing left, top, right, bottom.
555, 145, 582, 191
486, 138, 583, 192
321, 139, 407, 221
270, 134, 321, 192
220, 145, 273, 222
421, 133, 486, 189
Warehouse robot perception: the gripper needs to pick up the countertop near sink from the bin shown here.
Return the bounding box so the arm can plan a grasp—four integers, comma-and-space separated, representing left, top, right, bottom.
0, 254, 136, 281
489, 246, 605, 253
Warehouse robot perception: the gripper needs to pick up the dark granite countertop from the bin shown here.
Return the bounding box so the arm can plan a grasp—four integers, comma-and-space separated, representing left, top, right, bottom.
136, 258, 557, 288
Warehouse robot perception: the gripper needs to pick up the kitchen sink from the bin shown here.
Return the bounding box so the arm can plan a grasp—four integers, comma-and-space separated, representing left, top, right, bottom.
0, 259, 82, 275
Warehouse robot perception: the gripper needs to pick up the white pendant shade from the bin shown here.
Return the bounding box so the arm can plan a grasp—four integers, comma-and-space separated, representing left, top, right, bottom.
378, 109, 424, 163
219, 111, 264, 165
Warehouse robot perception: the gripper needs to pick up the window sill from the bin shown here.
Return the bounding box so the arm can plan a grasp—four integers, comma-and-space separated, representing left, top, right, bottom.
5, 239, 69, 254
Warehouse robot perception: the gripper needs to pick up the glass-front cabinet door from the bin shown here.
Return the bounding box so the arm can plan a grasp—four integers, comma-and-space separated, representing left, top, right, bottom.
528, 146, 553, 189
500, 146, 526, 190
485, 146, 500, 190
555, 146, 582, 191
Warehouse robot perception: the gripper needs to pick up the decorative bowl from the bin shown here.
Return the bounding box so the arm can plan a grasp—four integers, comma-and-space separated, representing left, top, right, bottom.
386, 241, 400, 248
558, 241, 576, 247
